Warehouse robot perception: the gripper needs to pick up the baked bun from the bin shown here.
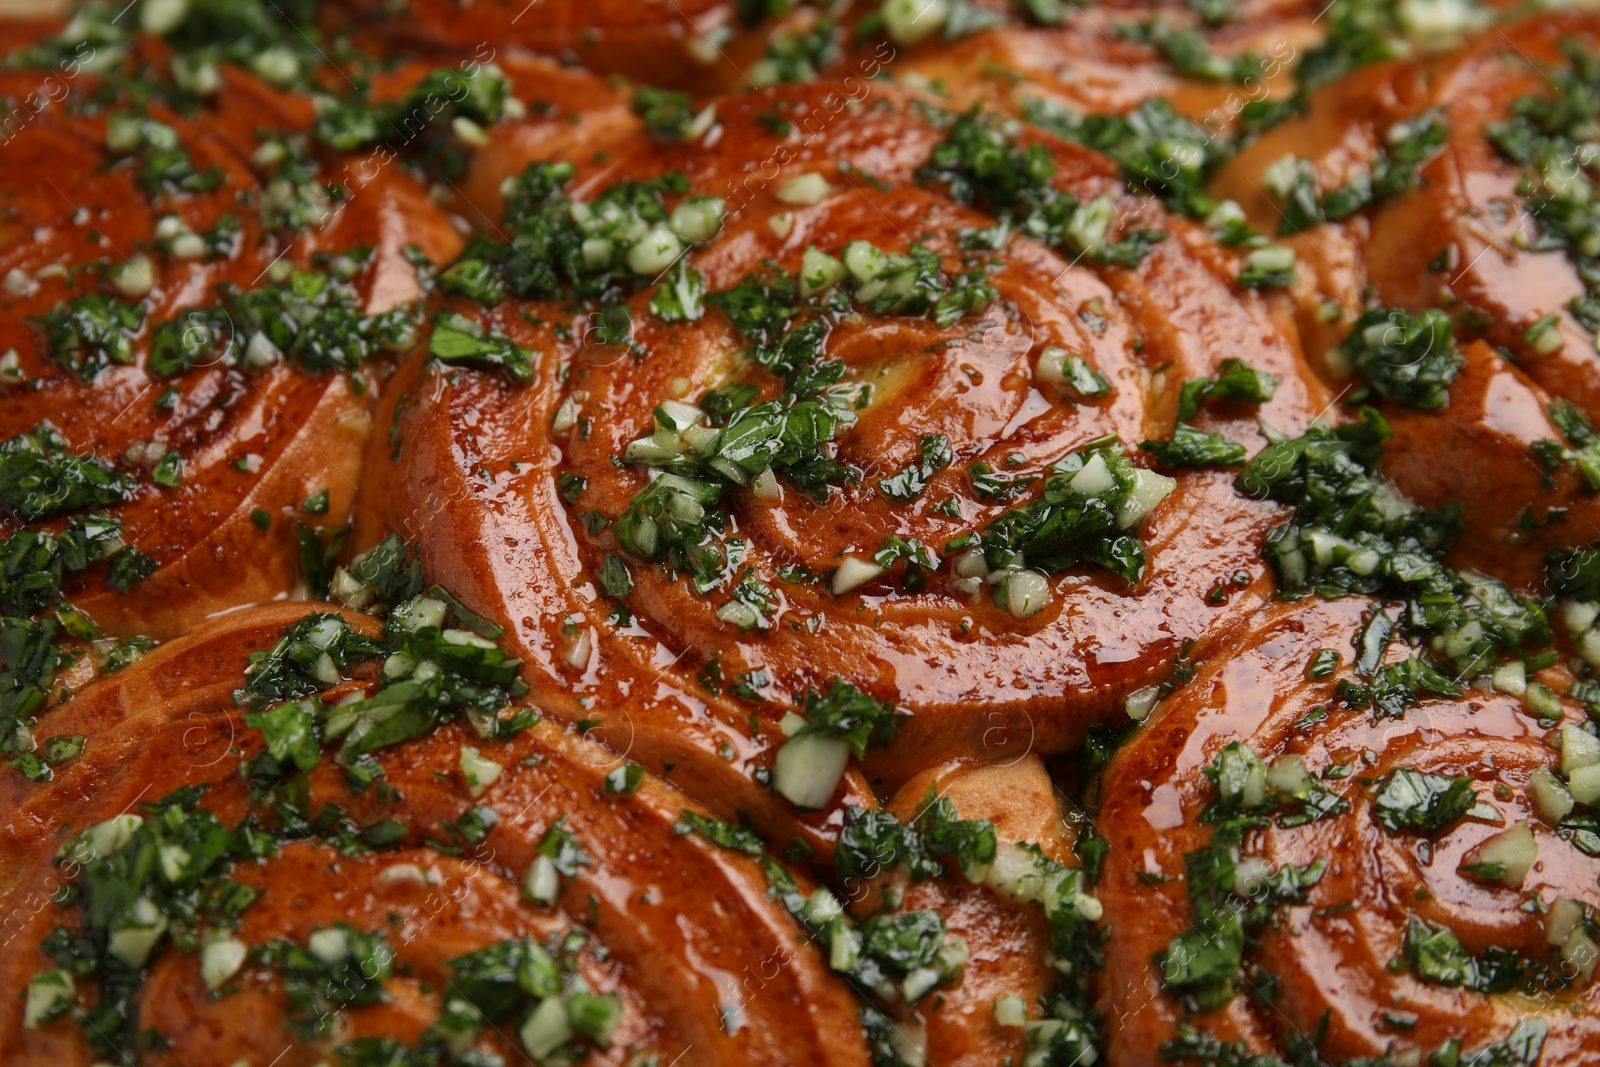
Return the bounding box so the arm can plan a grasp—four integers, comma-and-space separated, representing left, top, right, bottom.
334, 0, 785, 92
0, 605, 868, 1065
1098, 595, 1600, 1064
0, 47, 459, 641
353, 78, 1329, 848
0, 4, 1597, 1066
1215, 13, 1600, 415
0, 598, 1084, 1065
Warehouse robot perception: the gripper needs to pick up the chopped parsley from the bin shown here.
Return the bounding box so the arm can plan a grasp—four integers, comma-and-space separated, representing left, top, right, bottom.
1158, 742, 1340, 1009
295, 522, 349, 599
235, 613, 386, 710
836, 788, 997, 884
1161, 1018, 1547, 1067
1294, 0, 1416, 92
106, 112, 223, 198
32, 295, 146, 380
683, 809, 971, 1007
1336, 654, 1461, 719
981, 443, 1172, 584
1141, 424, 1247, 468
439, 934, 621, 1056
611, 392, 857, 589
596, 554, 632, 599
237, 589, 527, 797
1369, 767, 1476, 835
1267, 112, 1446, 235
40, 793, 270, 1059
1120, 22, 1264, 84
1176, 358, 1278, 420
330, 533, 428, 613
634, 85, 704, 138
315, 63, 513, 182
427, 312, 535, 384
878, 434, 953, 502
647, 260, 707, 323
150, 269, 418, 377
917, 109, 1168, 265
1485, 42, 1600, 346
751, 18, 840, 84
445, 164, 712, 310
0, 424, 136, 522
1538, 399, 1600, 491
106, 547, 158, 592
1402, 917, 1524, 993
1337, 307, 1462, 411
785, 678, 907, 759
254, 924, 395, 1040
1025, 97, 1224, 220
1237, 408, 1549, 675
610, 267, 892, 591
0, 514, 146, 766
438, 257, 508, 305
603, 763, 644, 795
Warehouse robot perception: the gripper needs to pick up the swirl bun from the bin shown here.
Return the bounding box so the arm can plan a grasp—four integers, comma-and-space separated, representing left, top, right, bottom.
0, 605, 870, 1065
0, 598, 1087, 1066
353, 78, 1330, 846
334, 0, 795, 92
3, 5, 1599, 1065
1214, 13, 1600, 417
1097, 595, 1600, 1064
1379, 339, 1600, 591
0, 55, 459, 640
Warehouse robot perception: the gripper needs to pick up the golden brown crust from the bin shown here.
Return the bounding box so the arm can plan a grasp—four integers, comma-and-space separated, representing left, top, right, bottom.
0, 60, 460, 639
0, 606, 872, 1066
1383, 340, 1600, 592
2, 7, 1599, 1065
1212, 13, 1600, 418
880, 758, 1069, 1065
353, 80, 1324, 854
334, 0, 774, 92
1097, 596, 1600, 1064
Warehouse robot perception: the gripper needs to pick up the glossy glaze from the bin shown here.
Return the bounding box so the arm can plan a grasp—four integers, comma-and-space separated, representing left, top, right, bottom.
2, 7, 1598, 1065
1096, 595, 1600, 1063
1384, 340, 1600, 591
893, 13, 1311, 129
0, 58, 460, 639
1211, 14, 1600, 422
0, 605, 869, 1066
335, 0, 1324, 103
880, 757, 1076, 1066
354, 79, 1326, 852
333, 0, 780, 92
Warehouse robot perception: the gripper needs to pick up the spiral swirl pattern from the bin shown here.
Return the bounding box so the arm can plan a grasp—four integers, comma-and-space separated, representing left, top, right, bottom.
355, 76, 1330, 847
1, 3, 1599, 1066
1098, 595, 1600, 1063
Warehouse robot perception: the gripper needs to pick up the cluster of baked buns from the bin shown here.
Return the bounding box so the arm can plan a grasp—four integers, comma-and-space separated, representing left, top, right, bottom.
0, 0, 1597, 1064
